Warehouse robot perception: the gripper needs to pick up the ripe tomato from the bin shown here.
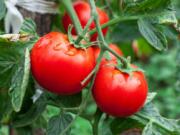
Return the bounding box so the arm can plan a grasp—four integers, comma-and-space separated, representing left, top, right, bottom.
93, 61, 148, 117
93, 44, 123, 62
31, 32, 95, 95
62, 1, 109, 41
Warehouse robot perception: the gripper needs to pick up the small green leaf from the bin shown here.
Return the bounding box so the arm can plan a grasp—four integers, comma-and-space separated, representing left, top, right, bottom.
9, 48, 30, 112
47, 113, 73, 135
138, 18, 167, 51
0, 0, 6, 20
145, 92, 157, 105
100, 121, 113, 135
20, 19, 37, 35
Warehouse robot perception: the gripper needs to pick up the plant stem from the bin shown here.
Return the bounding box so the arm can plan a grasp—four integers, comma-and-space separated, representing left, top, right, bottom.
81, 68, 96, 86
104, 45, 129, 68
89, 0, 106, 44
61, 0, 83, 35
92, 108, 102, 135
75, 16, 94, 44
89, 15, 138, 35
89, 0, 129, 68
104, 0, 114, 17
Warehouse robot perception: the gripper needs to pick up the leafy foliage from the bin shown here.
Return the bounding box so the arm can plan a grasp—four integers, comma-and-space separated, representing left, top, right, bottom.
138, 18, 167, 51
9, 48, 30, 112
47, 113, 73, 135
20, 19, 37, 35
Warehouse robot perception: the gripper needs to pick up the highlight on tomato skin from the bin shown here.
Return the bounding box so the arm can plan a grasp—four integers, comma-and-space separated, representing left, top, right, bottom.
92, 61, 148, 117
62, 1, 109, 41
30, 32, 95, 95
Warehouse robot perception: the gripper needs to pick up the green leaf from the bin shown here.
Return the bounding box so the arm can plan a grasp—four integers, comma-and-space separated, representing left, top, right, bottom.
0, 89, 13, 124
20, 19, 37, 35
152, 11, 178, 25
0, 0, 6, 20
142, 121, 162, 135
9, 48, 30, 112
138, 18, 167, 51
100, 121, 113, 135
12, 94, 47, 127
110, 118, 143, 134
145, 92, 157, 105
134, 103, 180, 134
0, 40, 20, 89
0, 126, 8, 135
124, 0, 170, 13
47, 113, 73, 135
111, 21, 141, 42
0, 38, 36, 89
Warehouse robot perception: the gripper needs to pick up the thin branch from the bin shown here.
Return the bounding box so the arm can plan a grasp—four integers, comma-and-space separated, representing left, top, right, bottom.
61, 0, 83, 35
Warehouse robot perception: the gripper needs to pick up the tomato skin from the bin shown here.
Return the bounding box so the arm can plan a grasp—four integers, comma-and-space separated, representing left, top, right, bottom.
93, 44, 123, 63
62, 1, 109, 41
31, 32, 95, 95
93, 62, 148, 117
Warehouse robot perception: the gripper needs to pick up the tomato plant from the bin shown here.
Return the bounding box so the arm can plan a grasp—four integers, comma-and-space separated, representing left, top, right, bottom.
0, 0, 179, 135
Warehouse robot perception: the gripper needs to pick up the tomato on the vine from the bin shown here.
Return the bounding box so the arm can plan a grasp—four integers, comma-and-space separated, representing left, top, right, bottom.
31, 32, 95, 95
93, 43, 123, 62
62, 1, 109, 41
93, 61, 148, 117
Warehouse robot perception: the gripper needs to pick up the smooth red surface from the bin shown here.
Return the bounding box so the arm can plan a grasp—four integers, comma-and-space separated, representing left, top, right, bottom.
93, 44, 123, 62
93, 62, 148, 117
62, 1, 109, 41
31, 32, 95, 95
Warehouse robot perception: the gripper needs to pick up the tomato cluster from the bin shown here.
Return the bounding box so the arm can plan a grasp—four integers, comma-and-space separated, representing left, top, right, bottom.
31, 1, 148, 117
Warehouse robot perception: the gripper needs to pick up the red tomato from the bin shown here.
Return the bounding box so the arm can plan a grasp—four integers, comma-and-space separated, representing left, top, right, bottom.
31, 32, 95, 95
62, 1, 109, 41
93, 44, 123, 62
93, 61, 148, 117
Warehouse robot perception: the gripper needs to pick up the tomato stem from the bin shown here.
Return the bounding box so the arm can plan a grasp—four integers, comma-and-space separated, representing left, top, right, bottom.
92, 108, 102, 135
75, 16, 94, 44
89, 15, 138, 35
81, 68, 95, 86
104, 45, 129, 68
89, 0, 129, 68
61, 0, 83, 35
